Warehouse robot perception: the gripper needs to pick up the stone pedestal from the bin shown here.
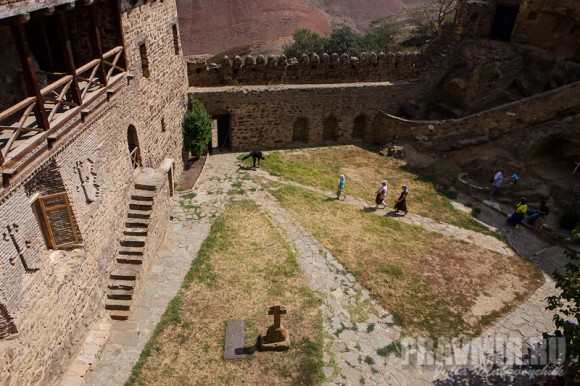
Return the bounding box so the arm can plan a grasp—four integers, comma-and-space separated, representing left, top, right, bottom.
259, 325, 290, 351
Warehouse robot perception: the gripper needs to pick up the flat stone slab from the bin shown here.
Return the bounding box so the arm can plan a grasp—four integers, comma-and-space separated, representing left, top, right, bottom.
224, 320, 246, 359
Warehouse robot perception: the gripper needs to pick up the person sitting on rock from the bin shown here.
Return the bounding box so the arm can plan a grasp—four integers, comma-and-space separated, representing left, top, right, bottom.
507, 197, 528, 227
527, 200, 549, 224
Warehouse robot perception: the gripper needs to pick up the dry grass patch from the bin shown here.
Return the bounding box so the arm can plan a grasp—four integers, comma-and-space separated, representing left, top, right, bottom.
126, 200, 324, 386
260, 146, 493, 235
271, 185, 543, 338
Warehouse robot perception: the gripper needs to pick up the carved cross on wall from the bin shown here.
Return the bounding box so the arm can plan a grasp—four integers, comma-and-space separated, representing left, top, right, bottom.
268, 304, 287, 329
3, 224, 36, 272
76, 159, 99, 204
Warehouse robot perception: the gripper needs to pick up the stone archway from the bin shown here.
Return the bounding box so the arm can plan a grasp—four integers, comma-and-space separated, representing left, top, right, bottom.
352, 115, 367, 141
323, 116, 338, 143
293, 117, 309, 144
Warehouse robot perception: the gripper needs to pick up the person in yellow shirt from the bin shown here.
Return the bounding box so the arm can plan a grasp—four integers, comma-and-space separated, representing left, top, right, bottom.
507, 197, 528, 227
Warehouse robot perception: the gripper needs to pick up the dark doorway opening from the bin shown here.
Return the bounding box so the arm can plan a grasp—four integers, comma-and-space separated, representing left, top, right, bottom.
211, 114, 231, 152
323, 116, 338, 143
490, 4, 519, 42
293, 118, 309, 144
127, 125, 142, 168
352, 115, 367, 140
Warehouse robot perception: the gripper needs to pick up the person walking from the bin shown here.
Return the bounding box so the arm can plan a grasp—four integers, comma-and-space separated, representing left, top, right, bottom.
488, 169, 505, 201
337, 175, 346, 200
375, 180, 387, 208
507, 197, 528, 227
241, 150, 265, 169
394, 185, 409, 215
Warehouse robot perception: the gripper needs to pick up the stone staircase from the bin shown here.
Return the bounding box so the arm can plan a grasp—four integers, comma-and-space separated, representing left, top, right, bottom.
105, 169, 162, 320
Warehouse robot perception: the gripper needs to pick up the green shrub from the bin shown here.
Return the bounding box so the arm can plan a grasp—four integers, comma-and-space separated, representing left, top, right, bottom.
559, 211, 580, 230
183, 97, 211, 159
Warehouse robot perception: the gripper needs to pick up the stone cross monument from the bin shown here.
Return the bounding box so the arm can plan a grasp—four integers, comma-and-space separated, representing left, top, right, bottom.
259, 302, 290, 351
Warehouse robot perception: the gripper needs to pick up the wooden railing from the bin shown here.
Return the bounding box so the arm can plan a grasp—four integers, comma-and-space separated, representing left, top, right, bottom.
0, 46, 126, 167
129, 146, 142, 169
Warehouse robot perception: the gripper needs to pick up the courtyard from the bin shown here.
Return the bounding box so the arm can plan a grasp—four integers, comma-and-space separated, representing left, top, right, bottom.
74, 146, 567, 386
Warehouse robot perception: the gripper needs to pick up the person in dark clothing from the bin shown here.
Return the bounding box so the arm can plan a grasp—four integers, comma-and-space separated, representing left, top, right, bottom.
394, 185, 409, 215
241, 150, 265, 169
527, 200, 549, 223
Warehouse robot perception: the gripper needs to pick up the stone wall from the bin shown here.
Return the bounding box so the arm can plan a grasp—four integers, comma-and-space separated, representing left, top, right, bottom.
372, 80, 580, 151
187, 51, 426, 87
0, 25, 25, 112
191, 81, 430, 151
0, 0, 187, 384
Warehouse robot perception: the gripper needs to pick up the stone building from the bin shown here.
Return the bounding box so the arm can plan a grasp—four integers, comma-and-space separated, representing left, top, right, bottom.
0, 0, 187, 383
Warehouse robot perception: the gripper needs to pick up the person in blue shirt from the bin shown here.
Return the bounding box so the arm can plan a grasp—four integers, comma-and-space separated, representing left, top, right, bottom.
337, 175, 345, 199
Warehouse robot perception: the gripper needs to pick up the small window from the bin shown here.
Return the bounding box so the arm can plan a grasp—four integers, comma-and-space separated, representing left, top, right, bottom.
37, 193, 80, 249
161, 117, 166, 132
172, 24, 180, 55
139, 43, 150, 78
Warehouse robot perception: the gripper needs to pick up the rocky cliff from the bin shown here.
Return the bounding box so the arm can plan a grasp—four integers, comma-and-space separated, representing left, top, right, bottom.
177, 0, 423, 56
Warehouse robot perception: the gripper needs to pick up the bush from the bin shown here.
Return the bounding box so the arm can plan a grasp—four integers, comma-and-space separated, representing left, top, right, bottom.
560, 211, 580, 230
183, 97, 211, 159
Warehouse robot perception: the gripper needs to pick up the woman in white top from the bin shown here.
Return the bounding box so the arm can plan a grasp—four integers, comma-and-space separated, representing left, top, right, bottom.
375, 180, 387, 208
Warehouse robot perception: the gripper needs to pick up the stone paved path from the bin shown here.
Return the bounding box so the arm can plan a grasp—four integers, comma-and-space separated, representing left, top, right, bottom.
63, 152, 569, 386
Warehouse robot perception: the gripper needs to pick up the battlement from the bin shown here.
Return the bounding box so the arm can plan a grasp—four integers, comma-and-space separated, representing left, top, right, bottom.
187, 50, 431, 87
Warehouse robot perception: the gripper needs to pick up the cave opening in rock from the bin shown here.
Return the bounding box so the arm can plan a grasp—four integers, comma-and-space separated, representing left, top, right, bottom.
490, 4, 520, 42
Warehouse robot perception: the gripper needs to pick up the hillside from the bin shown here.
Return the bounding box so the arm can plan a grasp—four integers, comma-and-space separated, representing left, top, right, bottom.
177, 0, 424, 57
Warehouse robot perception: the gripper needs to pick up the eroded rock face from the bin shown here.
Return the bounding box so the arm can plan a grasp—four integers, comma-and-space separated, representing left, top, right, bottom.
512, 0, 580, 58
176, 0, 424, 56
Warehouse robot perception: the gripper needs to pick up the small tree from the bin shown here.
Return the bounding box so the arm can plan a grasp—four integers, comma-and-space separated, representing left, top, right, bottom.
183, 97, 211, 159
546, 229, 580, 382
325, 25, 361, 56
368, 19, 402, 52
283, 28, 327, 58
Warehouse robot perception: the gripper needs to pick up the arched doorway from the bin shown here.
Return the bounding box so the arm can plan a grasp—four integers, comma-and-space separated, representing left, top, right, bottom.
127, 125, 142, 168
323, 116, 338, 143
209, 112, 231, 153
352, 115, 367, 141
293, 118, 309, 144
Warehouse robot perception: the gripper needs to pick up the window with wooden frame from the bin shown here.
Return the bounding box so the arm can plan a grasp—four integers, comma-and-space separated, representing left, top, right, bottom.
36, 193, 80, 249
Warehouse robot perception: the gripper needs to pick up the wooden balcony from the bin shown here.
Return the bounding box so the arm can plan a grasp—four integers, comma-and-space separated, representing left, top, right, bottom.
0, 46, 127, 179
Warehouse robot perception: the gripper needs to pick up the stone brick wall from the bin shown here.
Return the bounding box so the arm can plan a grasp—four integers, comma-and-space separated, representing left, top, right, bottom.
372, 80, 580, 151
187, 51, 425, 87
191, 81, 430, 151
0, 0, 187, 384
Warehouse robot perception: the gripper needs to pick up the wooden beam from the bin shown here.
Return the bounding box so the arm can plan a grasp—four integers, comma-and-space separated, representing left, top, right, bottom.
0, 13, 30, 25
87, 5, 108, 87
11, 23, 50, 130
55, 11, 83, 105
36, 7, 55, 16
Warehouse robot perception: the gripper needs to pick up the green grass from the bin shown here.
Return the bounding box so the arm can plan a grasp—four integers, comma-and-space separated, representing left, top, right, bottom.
260, 147, 495, 236
376, 342, 402, 357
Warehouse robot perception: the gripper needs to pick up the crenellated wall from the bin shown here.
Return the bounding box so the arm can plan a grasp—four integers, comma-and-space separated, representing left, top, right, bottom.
187, 50, 432, 87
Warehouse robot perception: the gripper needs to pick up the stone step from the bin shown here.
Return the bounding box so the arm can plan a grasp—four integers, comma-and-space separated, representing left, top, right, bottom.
117, 255, 143, 265
131, 190, 155, 201
120, 237, 146, 247
107, 288, 134, 300
119, 246, 144, 256
125, 219, 150, 228
127, 210, 151, 219
134, 183, 156, 191
110, 269, 138, 280
123, 227, 148, 237
108, 279, 135, 290
105, 299, 131, 310
129, 200, 153, 211
109, 310, 130, 320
